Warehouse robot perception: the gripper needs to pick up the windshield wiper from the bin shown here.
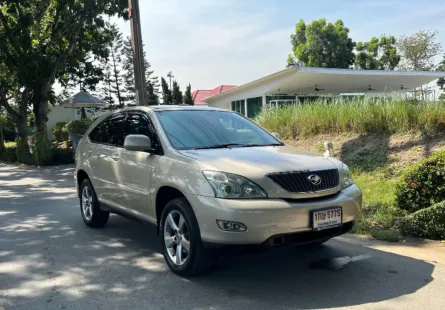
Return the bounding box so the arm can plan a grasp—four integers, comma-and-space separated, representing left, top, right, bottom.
191, 143, 246, 150
242, 143, 283, 147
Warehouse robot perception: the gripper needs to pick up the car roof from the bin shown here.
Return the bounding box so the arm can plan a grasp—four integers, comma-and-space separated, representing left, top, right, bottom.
120, 105, 228, 113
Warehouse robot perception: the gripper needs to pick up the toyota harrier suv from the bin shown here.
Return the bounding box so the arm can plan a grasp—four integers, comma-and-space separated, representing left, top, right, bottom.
74, 106, 361, 276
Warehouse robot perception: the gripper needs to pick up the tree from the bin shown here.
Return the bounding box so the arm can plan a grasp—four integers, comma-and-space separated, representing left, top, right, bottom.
397, 30, 442, 71
289, 18, 355, 68
100, 60, 114, 108
123, 37, 160, 105
172, 81, 183, 105
437, 53, 445, 92
122, 37, 136, 103
107, 23, 125, 108
0, 61, 32, 161
0, 0, 128, 165
355, 35, 401, 70
184, 83, 194, 105
144, 56, 160, 98
146, 81, 159, 106
161, 77, 172, 105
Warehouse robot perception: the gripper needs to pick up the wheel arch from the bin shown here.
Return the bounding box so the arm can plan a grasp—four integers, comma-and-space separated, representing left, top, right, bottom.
155, 186, 190, 234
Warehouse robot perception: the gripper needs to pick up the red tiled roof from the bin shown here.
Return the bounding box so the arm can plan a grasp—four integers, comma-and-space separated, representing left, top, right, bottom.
191, 90, 212, 105
191, 85, 237, 105
209, 85, 237, 97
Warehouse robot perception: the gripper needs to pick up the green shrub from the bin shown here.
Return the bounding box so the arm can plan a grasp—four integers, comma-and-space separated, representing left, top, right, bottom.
52, 122, 68, 142
50, 147, 74, 165
399, 201, 445, 240
396, 150, 445, 213
64, 119, 93, 136
0, 147, 17, 163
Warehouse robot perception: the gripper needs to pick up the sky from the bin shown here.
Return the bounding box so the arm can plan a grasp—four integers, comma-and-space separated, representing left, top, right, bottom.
113, 0, 445, 92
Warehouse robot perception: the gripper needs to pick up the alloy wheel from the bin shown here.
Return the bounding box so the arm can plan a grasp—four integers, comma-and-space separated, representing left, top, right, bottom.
81, 186, 94, 221
164, 210, 191, 266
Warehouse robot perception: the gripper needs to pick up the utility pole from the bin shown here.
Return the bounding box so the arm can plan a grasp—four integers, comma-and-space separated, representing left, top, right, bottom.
128, 0, 147, 106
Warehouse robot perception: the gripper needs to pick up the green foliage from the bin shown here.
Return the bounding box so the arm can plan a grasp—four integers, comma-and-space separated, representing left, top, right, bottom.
122, 37, 136, 103
290, 18, 355, 68
0, 0, 128, 165
52, 122, 69, 142
184, 83, 194, 105
397, 30, 442, 71
256, 98, 445, 139
172, 81, 183, 105
16, 136, 34, 165
0, 147, 17, 163
147, 81, 159, 106
399, 201, 445, 240
396, 151, 445, 212
65, 119, 93, 135
370, 229, 401, 242
355, 36, 400, 70
34, 130, 53, 166
437, 53, 445, 94
161, 77, 172, 105
122, 37, 160, 106
50, 147, 74, 165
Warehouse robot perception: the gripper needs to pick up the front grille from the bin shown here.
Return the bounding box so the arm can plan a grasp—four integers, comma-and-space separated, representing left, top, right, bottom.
267, 169, 339, 193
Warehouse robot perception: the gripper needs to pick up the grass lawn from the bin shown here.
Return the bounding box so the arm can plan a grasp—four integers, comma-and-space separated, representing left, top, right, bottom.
352, 168, 403, 241
282, 132, 445, 242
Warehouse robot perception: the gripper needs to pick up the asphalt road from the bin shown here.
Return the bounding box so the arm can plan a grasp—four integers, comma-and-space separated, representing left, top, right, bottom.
1, 163, 444, 310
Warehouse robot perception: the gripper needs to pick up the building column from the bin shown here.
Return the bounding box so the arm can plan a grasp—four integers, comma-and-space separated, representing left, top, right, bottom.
262, 94, 267, 108
244, 99, 248, 117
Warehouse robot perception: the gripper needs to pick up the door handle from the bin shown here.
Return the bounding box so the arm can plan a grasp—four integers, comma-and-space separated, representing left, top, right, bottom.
112, 154, 120, 161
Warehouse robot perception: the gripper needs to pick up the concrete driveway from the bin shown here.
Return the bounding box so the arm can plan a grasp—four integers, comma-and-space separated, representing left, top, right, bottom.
0, 163, 444, 310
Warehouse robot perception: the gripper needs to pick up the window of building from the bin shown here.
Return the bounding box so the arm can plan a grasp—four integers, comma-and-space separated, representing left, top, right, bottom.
231, 100, 245, 115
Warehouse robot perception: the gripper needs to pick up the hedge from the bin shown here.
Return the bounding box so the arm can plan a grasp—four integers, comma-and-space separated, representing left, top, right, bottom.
52, 122, 69, 142
399, 201, 445, 240
64, 119, 93, 135
396, 150, 445, 213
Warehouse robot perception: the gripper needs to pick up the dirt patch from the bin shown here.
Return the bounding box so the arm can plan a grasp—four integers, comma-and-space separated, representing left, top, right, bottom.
285, 133, 445, 172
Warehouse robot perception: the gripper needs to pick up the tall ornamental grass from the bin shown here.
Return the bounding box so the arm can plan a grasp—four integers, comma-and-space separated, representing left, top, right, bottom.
256, 97, 445, 138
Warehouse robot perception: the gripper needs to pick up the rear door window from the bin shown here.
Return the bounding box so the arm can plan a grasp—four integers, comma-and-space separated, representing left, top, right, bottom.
89, 113, 126, 147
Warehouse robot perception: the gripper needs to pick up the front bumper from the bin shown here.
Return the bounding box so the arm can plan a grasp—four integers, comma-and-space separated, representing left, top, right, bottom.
186, 184, 361, 245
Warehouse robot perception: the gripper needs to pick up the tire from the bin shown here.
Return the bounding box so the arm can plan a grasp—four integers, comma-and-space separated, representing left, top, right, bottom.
160, 198, 213, 276
79, 179, 110, 228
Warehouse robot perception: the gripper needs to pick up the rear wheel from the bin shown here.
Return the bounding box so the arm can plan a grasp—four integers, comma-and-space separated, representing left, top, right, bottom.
80, 179, 110, 228
160, 198, 213, 276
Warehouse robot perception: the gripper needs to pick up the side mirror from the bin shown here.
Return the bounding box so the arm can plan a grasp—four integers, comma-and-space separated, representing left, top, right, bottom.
324, 141, 333, 158
124, 134, 152, 152
272, 132, 281, 140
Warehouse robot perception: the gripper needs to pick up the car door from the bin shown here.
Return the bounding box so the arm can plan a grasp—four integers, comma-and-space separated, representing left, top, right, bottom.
115, 111, 160, 222
88, 113, 127, 206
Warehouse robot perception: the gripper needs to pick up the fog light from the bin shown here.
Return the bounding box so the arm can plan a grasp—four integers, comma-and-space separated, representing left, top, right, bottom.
216, 220, 247, 232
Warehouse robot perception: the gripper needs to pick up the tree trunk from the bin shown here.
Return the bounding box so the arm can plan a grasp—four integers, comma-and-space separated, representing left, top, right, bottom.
0, 121, 5, 153
33, 97, 52, 166
15, 117, 33, 164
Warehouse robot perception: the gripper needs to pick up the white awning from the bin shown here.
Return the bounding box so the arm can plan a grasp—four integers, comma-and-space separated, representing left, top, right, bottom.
204, 66, 445, 102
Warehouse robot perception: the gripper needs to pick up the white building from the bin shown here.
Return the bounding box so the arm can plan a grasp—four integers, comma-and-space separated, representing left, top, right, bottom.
203, 66, 445, 118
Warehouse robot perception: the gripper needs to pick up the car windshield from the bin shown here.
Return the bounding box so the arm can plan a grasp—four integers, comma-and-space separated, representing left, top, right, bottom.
156, 110, 282, 150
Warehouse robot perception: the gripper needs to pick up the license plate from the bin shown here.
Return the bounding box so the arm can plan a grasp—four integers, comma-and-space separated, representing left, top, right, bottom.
312, 207, 342, 231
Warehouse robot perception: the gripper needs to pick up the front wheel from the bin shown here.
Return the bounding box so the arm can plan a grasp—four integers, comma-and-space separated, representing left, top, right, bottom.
160, 198, 213, 276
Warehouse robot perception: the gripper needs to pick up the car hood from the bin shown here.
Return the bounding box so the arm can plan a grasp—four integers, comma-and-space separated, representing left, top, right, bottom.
179, 145, 337, 178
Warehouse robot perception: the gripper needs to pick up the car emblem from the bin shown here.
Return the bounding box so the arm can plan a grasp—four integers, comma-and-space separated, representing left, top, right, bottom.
308, 174, 322, 185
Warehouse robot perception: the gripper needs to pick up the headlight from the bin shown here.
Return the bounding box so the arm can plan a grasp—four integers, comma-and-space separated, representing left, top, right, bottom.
340, 164, 353, 189
203, 171, 267, 199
